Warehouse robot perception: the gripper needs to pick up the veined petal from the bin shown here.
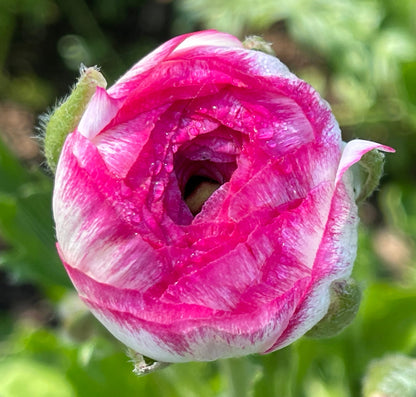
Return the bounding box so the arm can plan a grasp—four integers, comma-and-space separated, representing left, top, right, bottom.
268, 170, 359, 351
108, 30, 241, 99
54, 132, 170, 290
64, 260, 308, 362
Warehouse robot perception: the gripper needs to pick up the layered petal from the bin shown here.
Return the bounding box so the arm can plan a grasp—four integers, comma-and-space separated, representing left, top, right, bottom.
108, 30, 242, 99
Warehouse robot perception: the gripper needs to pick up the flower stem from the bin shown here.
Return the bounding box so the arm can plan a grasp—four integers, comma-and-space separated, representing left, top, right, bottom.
220, 357, 260, 397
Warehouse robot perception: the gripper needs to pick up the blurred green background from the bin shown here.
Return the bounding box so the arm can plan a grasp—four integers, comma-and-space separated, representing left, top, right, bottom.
0, 0, 415, 396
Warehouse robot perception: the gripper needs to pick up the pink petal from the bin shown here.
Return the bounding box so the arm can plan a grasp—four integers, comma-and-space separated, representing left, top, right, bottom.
267, 173, 359, 351
335, 139, 395, 185
108, 30, 241, 99
93, 104, 171, 178
63, 259, 307, 362
54, 132, 171, 290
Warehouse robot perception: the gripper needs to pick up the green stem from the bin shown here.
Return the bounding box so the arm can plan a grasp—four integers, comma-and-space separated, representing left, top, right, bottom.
220, 357, 260, 397
252, 347, 298, 397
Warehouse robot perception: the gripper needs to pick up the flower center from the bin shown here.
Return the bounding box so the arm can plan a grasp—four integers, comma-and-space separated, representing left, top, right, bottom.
173, 130, 242, 217
183, 175, 221, 215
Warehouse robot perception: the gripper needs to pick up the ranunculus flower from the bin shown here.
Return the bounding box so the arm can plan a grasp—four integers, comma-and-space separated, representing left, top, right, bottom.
52, 30, 393, 363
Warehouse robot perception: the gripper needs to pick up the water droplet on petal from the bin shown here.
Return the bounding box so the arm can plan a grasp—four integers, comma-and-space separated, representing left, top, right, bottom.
190, 251, 203, 263
164, 162, 173, 172
150, 160, 163, 175
257, 129, 274, 139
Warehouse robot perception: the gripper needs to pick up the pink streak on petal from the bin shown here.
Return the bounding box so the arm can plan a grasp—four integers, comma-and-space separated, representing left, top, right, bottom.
54, 132, 175, 289
108, 30, 240, 99
163, 46, 340, 146
63, 259, 308, 362
93, 104, 170, 178
77, 87, 124, 140
107, 36, 194, 98
335, 139, 395, 185
227, 144, 339, 223
266, 173, 359, 352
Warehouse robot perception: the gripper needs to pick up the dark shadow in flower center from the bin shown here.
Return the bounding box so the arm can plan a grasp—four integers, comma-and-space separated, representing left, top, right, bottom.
183, 175, 221, 216
173, 129, 243, 222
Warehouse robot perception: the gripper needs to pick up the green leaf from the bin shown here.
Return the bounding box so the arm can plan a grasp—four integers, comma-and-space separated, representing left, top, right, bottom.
1, 325, 227, 397
402, 61, 416, 106
359, 283, 416, 355
0, 357, 76, 397
0, 136, 31, 193
0, 138, 68, 287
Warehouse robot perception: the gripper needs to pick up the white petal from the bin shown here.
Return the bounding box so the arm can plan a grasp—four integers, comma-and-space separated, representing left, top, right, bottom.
78, 87, 123, 140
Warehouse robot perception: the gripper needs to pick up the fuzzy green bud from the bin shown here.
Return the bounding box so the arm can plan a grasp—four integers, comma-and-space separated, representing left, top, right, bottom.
352, 149, 386, 203
242, 35, 275, 56
43, 66, 106, 173
306, 278, 362, 338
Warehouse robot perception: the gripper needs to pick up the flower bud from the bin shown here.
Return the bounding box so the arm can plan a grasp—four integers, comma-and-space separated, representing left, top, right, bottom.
306, 278, 362, 338
51, 30, 394, 364
363, 354, 416, 397
43, 66, 107, 172
242, 35, 275, 55
348, 143, 387, 203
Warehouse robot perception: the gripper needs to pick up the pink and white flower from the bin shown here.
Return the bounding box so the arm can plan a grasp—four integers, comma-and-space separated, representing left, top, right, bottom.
53, 30, 393, 363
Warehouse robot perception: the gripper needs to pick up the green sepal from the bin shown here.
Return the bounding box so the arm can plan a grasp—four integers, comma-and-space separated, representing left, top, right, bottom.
306, 278, 362, 338
42, 66, 107, 173
352, 149, 386, 203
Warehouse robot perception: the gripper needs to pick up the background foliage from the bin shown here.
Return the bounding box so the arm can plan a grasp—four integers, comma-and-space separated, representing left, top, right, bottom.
0, 0, 415, 396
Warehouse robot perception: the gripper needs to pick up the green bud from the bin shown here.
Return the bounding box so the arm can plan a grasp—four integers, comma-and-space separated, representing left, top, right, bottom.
306, 278, 362, 338
242, 35, 275, 56
351, 149, 386, 204
127, 349, 170, 376
42, 66, 107, 173
363, 354, 416, 397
